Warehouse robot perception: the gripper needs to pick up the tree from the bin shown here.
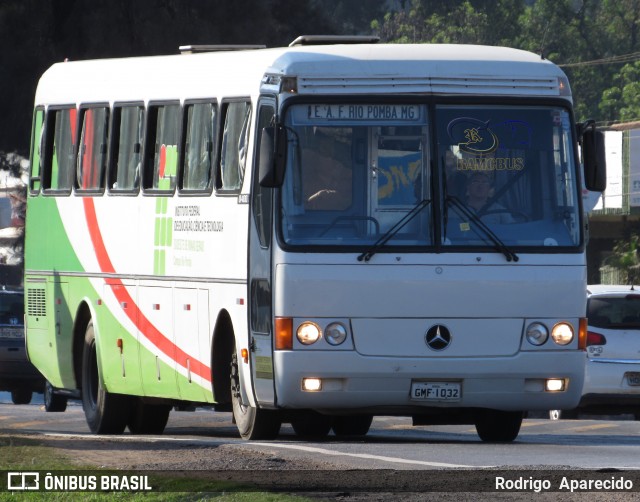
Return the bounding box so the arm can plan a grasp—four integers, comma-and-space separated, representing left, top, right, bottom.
592, 0, 640, 124
0, 0, 335, 155
373, 0, 525, 45
600, 61, 640, 123
310, 0, 388, 35
607, 234, 640, 284
515, 0, 613, 122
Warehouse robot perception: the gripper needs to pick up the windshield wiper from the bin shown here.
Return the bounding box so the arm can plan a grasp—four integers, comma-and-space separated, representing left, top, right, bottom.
446, 196, 519, 262
357, 198, 431, 262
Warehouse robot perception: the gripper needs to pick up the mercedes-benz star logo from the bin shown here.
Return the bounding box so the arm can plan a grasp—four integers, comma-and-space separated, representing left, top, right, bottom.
425, 325, 452, 351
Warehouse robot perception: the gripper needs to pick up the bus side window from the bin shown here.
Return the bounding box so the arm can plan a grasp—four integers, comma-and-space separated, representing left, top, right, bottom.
29, 107, 45, 193
109, 104, 145, 193
43, 107, 77, 193
77, 106, 109, 192
144, 102, 181, 192
217, 100, 251, 192
181, 101, 217, 191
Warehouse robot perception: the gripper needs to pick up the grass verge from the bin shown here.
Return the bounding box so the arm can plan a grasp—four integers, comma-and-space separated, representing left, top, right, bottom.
0, 435, 312, 501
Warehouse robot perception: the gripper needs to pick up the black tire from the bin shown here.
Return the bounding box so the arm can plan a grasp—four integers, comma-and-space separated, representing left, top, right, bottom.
11, 389, 32, 405
332, 415, 373, 437
127, 398, 171, 434
474, 409, 523, 443
44, 381, 68, 412
231, 348, 280, 440
291, 411, 334, 439
81, 322, 131, 434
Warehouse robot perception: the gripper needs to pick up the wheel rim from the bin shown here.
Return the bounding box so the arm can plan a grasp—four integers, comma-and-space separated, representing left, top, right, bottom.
44, 382, 53, 407
88, 340, 99, 410
230, 352, 248, 416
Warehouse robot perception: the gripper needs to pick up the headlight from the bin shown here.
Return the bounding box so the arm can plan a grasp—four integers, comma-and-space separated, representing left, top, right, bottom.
551, 322, 574, 345
296, 321, 321, 345
324, 322, 347, 346
525, 322, 548, 346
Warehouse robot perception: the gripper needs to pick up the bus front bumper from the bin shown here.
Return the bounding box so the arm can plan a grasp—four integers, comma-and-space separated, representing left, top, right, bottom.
272, 350, 584, 412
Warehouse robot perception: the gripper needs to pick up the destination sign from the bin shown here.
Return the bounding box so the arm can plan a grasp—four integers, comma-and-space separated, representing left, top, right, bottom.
307, 104, 422, 122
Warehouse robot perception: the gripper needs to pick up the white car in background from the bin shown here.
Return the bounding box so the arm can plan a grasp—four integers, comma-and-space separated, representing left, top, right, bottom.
550, 284, 640, 420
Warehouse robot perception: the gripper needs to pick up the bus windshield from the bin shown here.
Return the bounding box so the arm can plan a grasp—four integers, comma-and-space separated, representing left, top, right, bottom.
279, 102, 581, 251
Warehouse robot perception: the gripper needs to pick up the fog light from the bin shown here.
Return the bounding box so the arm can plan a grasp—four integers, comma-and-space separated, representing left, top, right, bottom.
302, 378, 322, 391
551, 322, 574, 345
545, 378, 565, 392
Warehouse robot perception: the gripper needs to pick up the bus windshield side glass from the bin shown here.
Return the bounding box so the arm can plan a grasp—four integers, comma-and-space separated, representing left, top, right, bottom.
281, 103, 431, 247
438, 105, 580, 249
279, 102, 581, 250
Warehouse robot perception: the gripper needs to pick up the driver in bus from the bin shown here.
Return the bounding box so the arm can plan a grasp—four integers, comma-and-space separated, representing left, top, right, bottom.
466, 172, 514, 224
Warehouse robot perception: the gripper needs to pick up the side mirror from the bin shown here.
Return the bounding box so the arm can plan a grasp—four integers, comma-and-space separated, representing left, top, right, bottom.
581, 127, 606, 193
258, 126, 287, 188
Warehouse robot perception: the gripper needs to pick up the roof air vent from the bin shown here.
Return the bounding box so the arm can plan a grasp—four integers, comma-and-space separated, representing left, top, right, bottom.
179, 45, 266, 54
289, 35, 380, 47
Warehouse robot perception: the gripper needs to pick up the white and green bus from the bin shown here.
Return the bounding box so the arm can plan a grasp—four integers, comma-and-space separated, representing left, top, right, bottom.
25, 36, 605, 441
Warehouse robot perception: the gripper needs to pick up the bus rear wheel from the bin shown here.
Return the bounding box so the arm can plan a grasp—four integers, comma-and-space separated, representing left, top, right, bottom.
230, 348, 280, 440
81, 322, 131, 434
474, 409, 523, 442
44, 380, 68, 412
11, 389, 32, 405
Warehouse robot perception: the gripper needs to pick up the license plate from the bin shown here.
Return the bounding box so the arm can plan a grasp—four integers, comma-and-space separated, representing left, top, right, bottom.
626, 372, 640, 386
0, 327, 24, 339
410, 381, 461, 401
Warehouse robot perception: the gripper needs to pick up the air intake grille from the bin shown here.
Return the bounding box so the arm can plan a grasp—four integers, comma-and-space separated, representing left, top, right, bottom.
27, 288, 46, 317
297, 76, 560, 96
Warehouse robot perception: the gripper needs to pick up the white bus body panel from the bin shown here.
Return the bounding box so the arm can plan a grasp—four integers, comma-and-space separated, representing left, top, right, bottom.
36, 44, 568, 107
273, 253, 586, 411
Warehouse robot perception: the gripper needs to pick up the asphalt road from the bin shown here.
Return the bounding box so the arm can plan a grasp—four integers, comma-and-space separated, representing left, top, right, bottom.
1, 392, 640, 471
4, 394, 640, 499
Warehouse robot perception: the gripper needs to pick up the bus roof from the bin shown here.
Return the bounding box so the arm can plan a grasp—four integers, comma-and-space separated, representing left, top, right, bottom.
35, 43, 570, 105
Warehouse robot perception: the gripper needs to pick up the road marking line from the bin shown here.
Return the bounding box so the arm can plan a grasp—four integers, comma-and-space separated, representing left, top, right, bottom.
12, 421, 51, 428
564, 423, 616, 432
520, 421, 548, 428
250, 442, 492, 469
39, 433, 491, 469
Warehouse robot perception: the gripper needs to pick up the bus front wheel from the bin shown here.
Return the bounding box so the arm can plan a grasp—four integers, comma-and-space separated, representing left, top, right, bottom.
474, 409, 523, 442
291, 411, 333, 439
81, 322, 131, 434
332, 414, 373, 437
230, 348, 280, 440
128, 398, 171, 434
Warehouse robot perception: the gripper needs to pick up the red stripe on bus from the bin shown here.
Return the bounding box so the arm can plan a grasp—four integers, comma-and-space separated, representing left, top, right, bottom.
82, 198, 211, 383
